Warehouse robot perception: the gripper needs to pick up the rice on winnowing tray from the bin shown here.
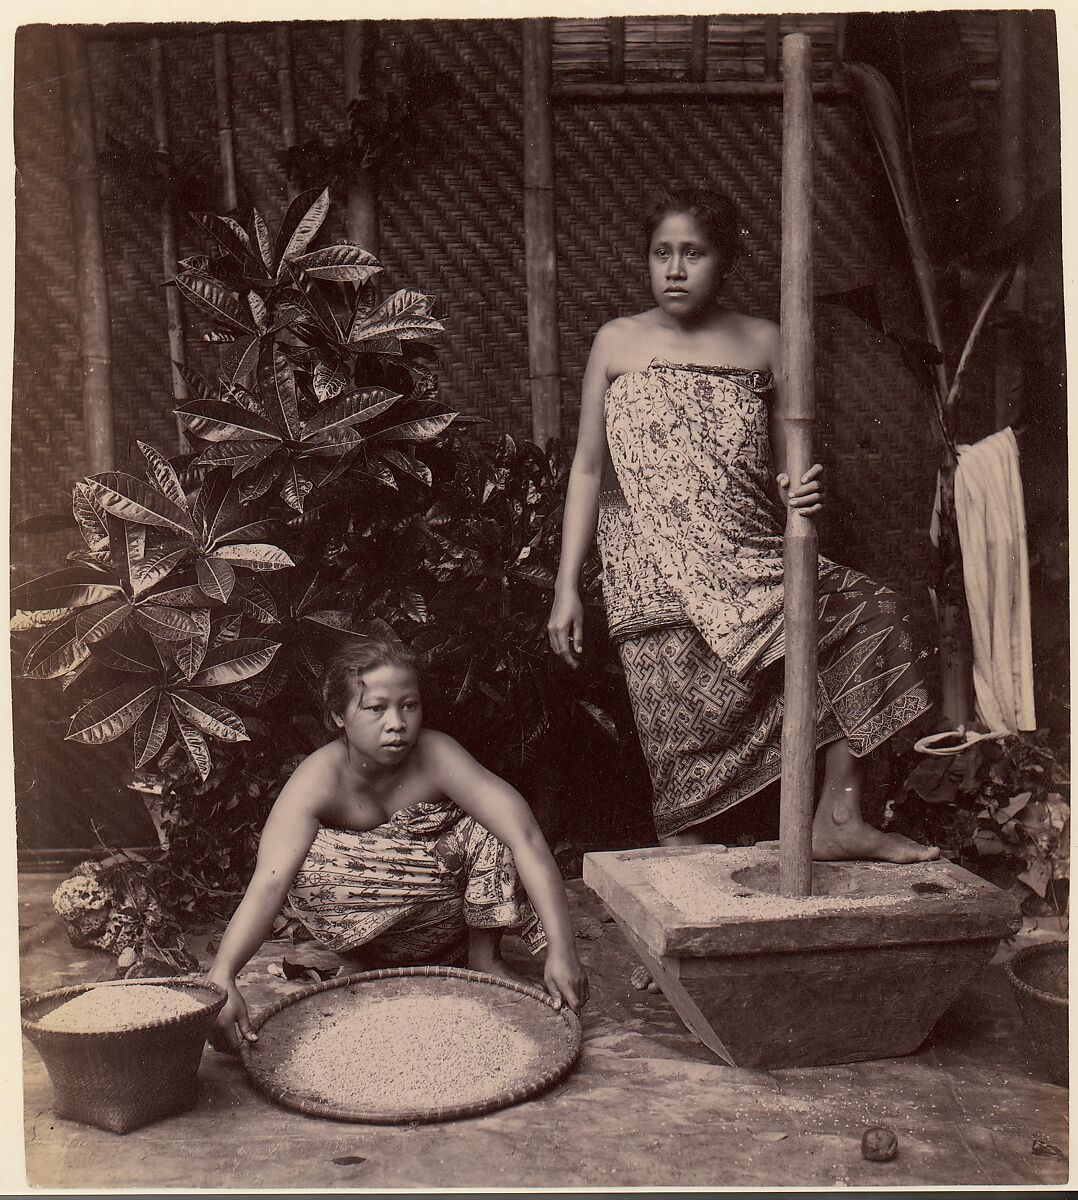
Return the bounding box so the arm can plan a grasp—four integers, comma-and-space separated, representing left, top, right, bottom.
272, 993, 542, 1109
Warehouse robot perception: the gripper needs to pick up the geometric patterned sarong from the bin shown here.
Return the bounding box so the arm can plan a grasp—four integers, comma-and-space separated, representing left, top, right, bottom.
287, 800, 546, 963
617, 565, 933, 839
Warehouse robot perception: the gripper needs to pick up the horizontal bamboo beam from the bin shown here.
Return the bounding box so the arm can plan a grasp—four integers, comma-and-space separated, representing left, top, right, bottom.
554, 78, 999, 101
778, 33, 818, 899
56, 26, 115, 474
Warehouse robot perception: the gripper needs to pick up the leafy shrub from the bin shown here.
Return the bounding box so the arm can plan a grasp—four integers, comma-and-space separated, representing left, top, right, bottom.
13, 190, 649, 966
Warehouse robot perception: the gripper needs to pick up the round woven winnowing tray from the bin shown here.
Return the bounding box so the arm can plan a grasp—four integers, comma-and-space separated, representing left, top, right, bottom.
240, 966, 582, 1124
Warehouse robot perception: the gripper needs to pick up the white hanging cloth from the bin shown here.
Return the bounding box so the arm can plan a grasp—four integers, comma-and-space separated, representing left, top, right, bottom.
932, 427, 1036, 735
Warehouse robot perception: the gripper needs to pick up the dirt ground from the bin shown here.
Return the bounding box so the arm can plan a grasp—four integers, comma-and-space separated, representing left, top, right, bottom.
18, 870, 1070, 1189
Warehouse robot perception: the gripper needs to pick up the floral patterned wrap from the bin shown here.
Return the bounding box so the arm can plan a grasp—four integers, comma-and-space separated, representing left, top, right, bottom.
288, 800, 545, 962
603, 358, 837, 676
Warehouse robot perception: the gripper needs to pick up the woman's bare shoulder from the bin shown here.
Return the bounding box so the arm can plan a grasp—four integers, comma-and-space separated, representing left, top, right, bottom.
276, 741, 343, 813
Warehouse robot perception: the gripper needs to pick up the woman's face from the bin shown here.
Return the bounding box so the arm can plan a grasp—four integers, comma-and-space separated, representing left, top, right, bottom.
334, 663, 423, 766
648, 211, 725, 319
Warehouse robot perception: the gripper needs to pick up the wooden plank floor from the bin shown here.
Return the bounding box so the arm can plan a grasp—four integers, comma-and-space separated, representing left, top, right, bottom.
18, 871, 1070, 1189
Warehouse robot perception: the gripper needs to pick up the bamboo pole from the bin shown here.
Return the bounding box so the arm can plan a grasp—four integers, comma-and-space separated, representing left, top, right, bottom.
995, 11, 1027, 430
149, 38, 191, 448
763, 16, 781, 82
343, 21, 379, 254
778, 33, 817, 899
608, 18, 626, 84
276, 25, 300, 202
56, 26, 115, 474
689, 17, 709, 83
522, 18, 562, 447
213, 32, 238, 212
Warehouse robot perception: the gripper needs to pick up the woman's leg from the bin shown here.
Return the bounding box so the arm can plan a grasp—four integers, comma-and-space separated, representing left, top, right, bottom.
811, 738, 939, 863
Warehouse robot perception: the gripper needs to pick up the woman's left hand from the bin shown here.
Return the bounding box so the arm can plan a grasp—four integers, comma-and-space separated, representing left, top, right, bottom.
777, 463, 824, 517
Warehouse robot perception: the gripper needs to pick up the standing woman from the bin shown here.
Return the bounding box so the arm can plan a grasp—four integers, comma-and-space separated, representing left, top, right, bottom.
548, 189, 937, 862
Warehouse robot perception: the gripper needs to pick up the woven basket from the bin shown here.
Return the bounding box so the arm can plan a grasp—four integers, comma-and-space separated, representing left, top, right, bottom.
22, 977, 226, 1134
1005, 941, 1068, 1087
240, 965, 582, 1124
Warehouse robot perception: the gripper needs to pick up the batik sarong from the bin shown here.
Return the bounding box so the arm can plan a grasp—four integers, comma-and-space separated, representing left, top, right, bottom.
288, 800, 546, 963
597, 359, 932, 839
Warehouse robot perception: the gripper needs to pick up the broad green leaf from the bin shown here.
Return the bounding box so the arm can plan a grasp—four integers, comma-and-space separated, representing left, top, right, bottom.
192, 638, 280, 687
89, 473, 197, 536
175, 399, 283, 444
302, 609, 355, 633
290, 244, 382, 283
251, 209, 274, 273
72, 482, 109, 553
171, 690, 249, 742
238, 459, 282, 505
301, 430, 366, 457
192, 440, 279, 472
130, 545, 190, 598
210, 612, 244, 644
10, 607, 72, 631
88, 636, 158, 673
67, 681, 157, 744
221, 334, 261, 384
13, 566, 120, 612
22, 615, 90, 679
192, 211, 253, 267
134, 604, 206, 642
133, 692, 171, 768
197, 555, 236, 603
191, 471, 233, 542
74, 598, 132, 646
247, 291, 268, 331
173, 609, 211, 680
174, 273, 254, 333
510, 563, 557, 588
258, 344, 301, 440
280, 464, 314, 512
137, 442, 189, 511
301, 387, 401, 438
349, 288, 444, 344
313, 362, 349, 403
381, 448, 432, 486
276, 186, 331, 270
212, 543, 294, 571
172, 712, 212, 780
150, 583, 218, 609
370, 412, 458, 444
237, 581, 278, 623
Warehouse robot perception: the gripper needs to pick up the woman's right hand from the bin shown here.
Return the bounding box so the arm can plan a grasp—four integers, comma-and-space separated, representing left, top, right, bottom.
547, 587, 585, 668
208, 975, 257, 1054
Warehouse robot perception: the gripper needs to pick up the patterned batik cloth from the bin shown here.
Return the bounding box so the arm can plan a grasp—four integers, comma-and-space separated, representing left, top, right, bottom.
598, 359, 932, 839
288, 800, 546, 964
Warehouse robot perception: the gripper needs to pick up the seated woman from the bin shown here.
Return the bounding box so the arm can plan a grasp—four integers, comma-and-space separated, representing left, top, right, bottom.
207, 637, 588, 1051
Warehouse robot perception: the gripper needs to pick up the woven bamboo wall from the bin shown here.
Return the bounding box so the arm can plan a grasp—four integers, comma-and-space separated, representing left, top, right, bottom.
554, 95, 939, 635
11, 14, 1061, 849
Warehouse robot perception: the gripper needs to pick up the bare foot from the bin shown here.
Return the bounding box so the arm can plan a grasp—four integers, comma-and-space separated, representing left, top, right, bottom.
812, 817, 940, 864
471, 955, 530, 989
630, 964, 662, 994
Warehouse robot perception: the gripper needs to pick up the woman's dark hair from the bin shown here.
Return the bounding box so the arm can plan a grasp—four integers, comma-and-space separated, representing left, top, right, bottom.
320, 636, 419, 732
642, 188, 741, 269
